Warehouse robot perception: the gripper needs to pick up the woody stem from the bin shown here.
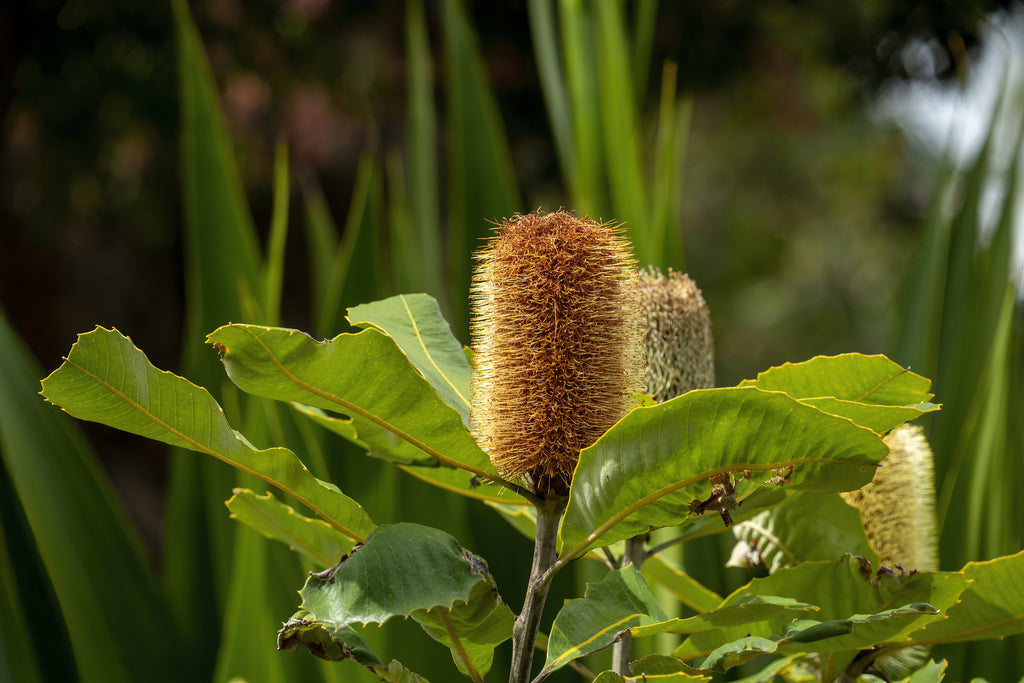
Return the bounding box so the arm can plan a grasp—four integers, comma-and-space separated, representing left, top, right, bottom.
509, 495, 566, 683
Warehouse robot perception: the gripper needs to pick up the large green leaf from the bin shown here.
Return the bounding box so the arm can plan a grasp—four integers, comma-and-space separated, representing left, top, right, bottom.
226, 489, 355, 566
40, 327, 374, 543
413, 580, 515, 680
630, 596, 820, 641
347, 294, 472, 426
728, 492, 878, 573
739, 354, 934, 405
207, 324, 499, 481
559, 386, 889, 557
592, 671, 707, 682
902, 550, 1024, 647
641, 556, 723, 613
542, 566, 669, 676
0, 315, 183, 683
694, 602, 939, 673
293, 523, 511, 681
675, 557, 968, 664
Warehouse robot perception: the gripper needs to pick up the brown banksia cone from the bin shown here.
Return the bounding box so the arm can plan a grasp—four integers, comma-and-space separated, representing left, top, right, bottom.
470, 210, 645, 497
841, 423, 939, 571
638, 267, 715, 401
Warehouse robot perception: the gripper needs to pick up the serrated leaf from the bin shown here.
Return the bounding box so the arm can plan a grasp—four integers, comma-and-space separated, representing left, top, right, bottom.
739, 354, 934, 405
298, 523, 496, 631
903, 550, 1024, 646
559, 387, 889, 557
207, 325, 499, 481
676, 557, 967, 665
799, 397, 940, 435
728, 492, 878, 573
293, 402, 521, 505
413, 580, 514, 679
695, 603, 940, 672
347, 294, 472, 426
225, 489, 354, 566
40, 327, 374, 543
630, 596, 820, 640
277, 612, 383, 665
542, 566, 668, 676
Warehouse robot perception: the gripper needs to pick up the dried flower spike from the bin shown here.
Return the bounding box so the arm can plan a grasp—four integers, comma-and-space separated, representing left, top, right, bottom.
841, 423, 939, 571
470, 210, 645, 496
638, 267, 715, 401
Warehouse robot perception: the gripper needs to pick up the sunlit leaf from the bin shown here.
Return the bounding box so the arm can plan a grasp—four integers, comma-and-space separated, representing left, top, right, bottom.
560, 387, 889, 557
40, 327, 374, 543
208, 324, 499, 480
347, 294, 472, 425
542, 566, 668, 676
226, 489, 355, 566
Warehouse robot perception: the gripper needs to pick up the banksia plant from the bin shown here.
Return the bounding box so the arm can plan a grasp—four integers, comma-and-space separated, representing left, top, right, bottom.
469, 210, 645, 497
638, 267, 715, 400
841, 423, 939, 571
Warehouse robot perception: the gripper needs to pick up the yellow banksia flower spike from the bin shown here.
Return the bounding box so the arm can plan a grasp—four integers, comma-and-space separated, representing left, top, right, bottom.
841, 423, 939, 571
638, 267, 715, 401
470, 210, 645, 497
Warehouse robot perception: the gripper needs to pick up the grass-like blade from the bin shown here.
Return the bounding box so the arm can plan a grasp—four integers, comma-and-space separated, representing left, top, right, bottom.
0, 316, 184, 683
40, 327, 374, 544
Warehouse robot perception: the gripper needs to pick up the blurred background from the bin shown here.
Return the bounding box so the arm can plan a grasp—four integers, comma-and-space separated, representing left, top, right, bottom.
2, 1, 1022, 681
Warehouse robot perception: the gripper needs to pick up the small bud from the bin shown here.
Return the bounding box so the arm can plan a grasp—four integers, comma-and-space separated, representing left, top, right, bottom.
638, 268, 715, 401
470, 210, 645, 496
841, 423, 939, 571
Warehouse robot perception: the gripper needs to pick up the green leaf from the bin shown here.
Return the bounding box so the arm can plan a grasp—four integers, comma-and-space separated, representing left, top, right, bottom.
278, 612, 383, 665
295, 523, 510, 680
559, 386, 889, 557
592, 670, 708, 682
542, 566, 669, 676
728, 492, 878, 573
629, 654, 705, 677
629, 596, 820, 641
676, 557, 967, 665
738, 354, 934, 405
207, 324, 499, 481
695, 603, 940, 672
799, 398, 940, 434
347, 294, 472, 425
298, 523, 493, 629
226, 489, 355, 566
40, 327, 374, 543
412, 581, 514, 680
260, 141, 291, 326
0, 315, 183, 683
641, 555, 722, 613
903, 550, 1024, 646
293, 403, 523, 513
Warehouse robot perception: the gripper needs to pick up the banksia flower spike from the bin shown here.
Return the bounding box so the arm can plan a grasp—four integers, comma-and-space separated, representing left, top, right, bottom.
638, 268, 715, 401
470, 210, 645, 497
841, 423, 939, 571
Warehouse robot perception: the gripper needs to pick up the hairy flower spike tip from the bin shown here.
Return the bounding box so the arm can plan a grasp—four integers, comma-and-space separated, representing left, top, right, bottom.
638, 267, 715, 401
470, 210, 645, 496
841, 423, 939, 571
